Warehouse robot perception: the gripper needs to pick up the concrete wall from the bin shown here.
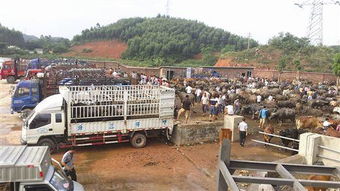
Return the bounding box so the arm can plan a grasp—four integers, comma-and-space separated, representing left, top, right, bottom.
299, 133, 340, 166
171, 121, 224, 146
254, 69, 336, 83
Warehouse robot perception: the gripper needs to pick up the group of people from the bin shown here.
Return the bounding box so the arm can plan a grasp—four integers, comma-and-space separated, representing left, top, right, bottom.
177, 85, 244, 123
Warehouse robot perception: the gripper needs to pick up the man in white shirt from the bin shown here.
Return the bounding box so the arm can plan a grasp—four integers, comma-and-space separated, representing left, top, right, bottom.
238, 118, 248, 147
256, 95, 262, 103
225, 104, 234, 115
185, 85, 193, 94
195, 88, 202, 103
322, 118, 331, 131
268, 95, 273, 102
201, 93, 209, 114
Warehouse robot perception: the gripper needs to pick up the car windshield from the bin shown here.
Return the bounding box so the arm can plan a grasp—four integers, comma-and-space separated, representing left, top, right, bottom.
49, 169, 72, 191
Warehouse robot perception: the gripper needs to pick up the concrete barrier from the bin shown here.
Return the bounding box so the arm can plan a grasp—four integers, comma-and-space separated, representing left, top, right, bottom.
224, 115, 244, 142
299, 133, 340, 166
171, 121, 223, 146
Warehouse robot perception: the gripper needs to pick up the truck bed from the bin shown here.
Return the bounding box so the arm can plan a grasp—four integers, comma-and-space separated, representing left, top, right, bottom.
0, 146, 50, 183
60, 85, 175, 135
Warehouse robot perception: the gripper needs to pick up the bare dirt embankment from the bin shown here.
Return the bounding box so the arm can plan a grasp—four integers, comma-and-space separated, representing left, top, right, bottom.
63, 40, 128, 59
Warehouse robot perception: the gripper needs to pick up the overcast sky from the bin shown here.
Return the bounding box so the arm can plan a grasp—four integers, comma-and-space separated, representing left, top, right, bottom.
0, 0, 339, 45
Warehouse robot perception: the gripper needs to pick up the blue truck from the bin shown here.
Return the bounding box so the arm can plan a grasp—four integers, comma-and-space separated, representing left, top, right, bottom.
11, 65, 130, 118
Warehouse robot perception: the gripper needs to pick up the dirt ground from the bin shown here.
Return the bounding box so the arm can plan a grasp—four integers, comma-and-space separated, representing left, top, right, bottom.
0, 80, 291, 191
63, 40, 128, 59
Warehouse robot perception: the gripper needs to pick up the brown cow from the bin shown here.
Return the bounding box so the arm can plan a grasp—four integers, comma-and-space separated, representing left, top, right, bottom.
263, 125, 274, 144
324, 128, 340, 138
296, 116, 322, 130
306, 175, 331, 191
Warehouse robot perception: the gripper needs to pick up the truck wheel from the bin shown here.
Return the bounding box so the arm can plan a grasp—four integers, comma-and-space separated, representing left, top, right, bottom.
20, 108, 32, 119
131, 133, 147, 148
6, 76, 16, 84
38, 138, 58, 153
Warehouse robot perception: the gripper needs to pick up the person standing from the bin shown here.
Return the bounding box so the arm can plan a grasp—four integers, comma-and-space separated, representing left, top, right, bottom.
185, 85, 193, 94
322, 118, 331, 132
195, 87, 202, 103
177, 95, 192, 123
201, 92, 209, 114
256, 94, 262, 103
61, 150, 77, 181
238, 118, 248, 147
209, 96, 219, 122
225, 104, 234, 115
233, 99, 240, 114
258, 106, 269, 129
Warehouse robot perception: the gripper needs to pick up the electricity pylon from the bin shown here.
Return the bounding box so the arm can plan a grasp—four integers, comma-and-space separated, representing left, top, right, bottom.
295, 0, 340, 45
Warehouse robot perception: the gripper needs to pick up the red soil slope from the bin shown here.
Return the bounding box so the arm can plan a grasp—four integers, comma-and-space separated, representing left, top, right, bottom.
64, 40, 127, 59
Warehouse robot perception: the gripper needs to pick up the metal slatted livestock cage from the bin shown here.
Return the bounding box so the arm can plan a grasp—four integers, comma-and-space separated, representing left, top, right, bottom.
59, 85, 175, 136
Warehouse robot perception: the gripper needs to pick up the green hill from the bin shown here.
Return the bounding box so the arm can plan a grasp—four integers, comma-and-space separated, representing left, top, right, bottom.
72, 16, 258, 62
219, 33, 340, 73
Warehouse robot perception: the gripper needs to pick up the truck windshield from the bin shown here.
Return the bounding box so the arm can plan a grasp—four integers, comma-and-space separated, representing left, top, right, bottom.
14, 87, 30, 97
50, 169, 72, 191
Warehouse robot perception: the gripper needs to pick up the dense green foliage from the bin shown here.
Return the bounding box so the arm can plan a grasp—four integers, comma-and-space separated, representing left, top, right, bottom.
221, 32, 337, 72
25, 35, 70, 54
0, 23, 70, 55
73, 16, 258, 62
0, 24, 25, 48
333, 53, 340, 76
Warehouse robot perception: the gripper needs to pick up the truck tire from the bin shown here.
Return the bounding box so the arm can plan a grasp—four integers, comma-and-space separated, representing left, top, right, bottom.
131, 133, 147, 148
38, 138, 58, 153
6, 76, 16, 84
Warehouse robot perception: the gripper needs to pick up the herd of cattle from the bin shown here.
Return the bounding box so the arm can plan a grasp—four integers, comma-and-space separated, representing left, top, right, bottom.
171, 77, 339, 151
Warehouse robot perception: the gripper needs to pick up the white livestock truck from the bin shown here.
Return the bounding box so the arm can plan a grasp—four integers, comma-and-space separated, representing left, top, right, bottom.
21, 85, 175, 152
0, 145, 84, 191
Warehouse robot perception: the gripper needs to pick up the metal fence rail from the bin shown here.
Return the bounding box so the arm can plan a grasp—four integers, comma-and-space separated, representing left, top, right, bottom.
259, 131, 300, 142
317, 145, 340, 163
252, 139, 299, 152
252, 131, 299, 152
217, 139, 340, 191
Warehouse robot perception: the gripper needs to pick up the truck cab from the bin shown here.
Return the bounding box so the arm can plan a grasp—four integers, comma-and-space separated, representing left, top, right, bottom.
16, 165, 83, 191
21, 94, 65, 150
11, 80, 41, 116
0, 146, 84, 191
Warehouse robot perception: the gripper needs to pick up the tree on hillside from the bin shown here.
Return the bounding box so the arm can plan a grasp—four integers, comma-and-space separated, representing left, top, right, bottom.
72, 16, 258, 62
0, 24, 25, 48
294, 59, 302, 80
333, 53, 340, 91
269, 32, 311, 54
277, 56, 288, 82
294, 59, 302, 71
